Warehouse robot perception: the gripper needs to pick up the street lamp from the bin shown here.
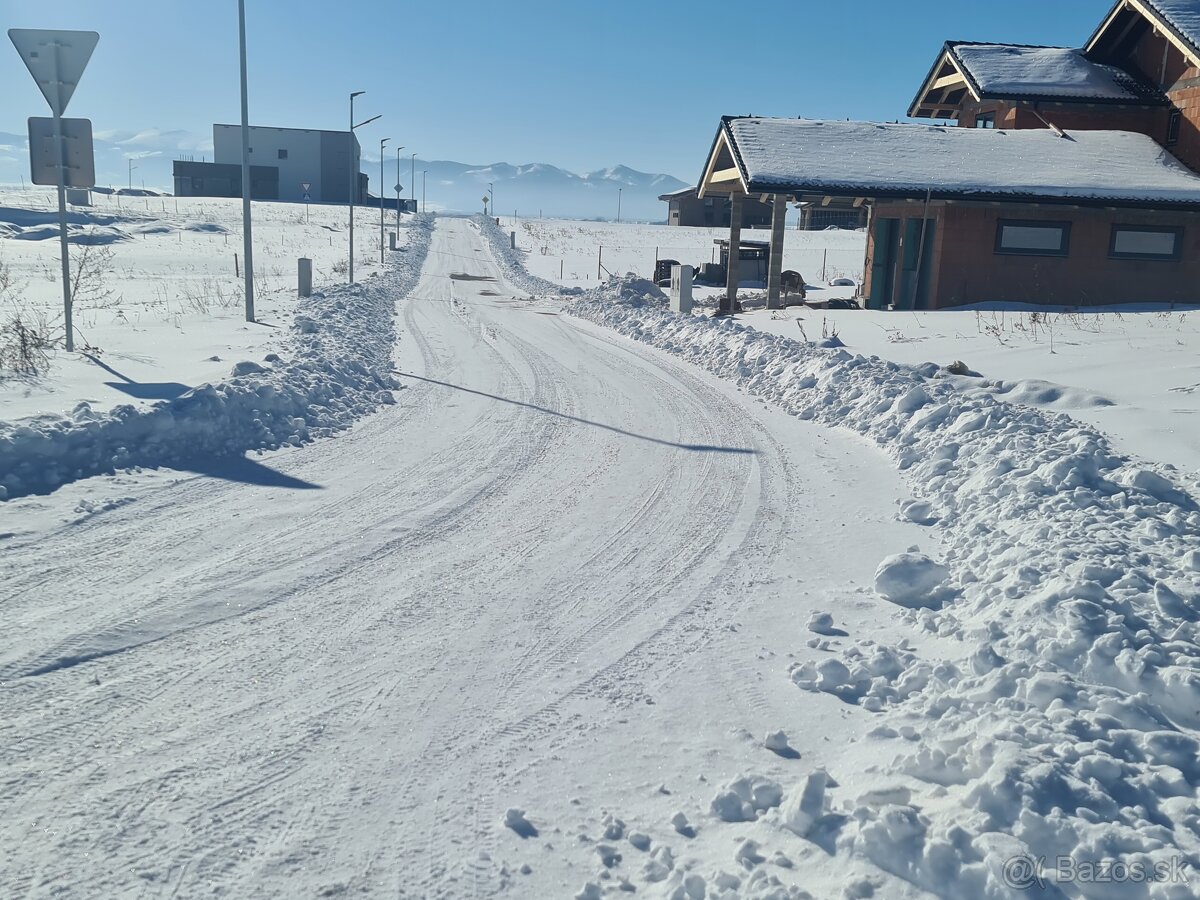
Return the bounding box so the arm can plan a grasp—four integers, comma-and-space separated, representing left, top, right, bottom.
617, 187, 622, 223
422, 169, 427, 214
237, 0, 255, 321
380, 137, 389, 264
347, 90, 380, 284
410, 152, 416, 207
395, 145, 404, 234
487, 182, 494, 221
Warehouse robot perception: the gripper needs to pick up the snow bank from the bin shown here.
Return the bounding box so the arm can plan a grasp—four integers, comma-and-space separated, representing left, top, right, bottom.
569, 277, 1200, 897
0, 216, 433, 499
472, 214, 582, 297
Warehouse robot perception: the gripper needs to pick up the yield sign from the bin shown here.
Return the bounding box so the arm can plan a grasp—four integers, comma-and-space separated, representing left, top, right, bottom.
301, 181, 312, 192
8, 29, 100, 116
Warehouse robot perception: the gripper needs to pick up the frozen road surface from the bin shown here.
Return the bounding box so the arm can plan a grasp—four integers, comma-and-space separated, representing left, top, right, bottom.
2, 218, 923, 898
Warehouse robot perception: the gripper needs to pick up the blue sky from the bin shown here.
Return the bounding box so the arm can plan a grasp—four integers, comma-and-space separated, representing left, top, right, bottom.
2, 1, 1113, 181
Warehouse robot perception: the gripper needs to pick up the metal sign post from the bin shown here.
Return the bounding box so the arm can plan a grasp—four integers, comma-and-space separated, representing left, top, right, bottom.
301, 181, 311, 223
9, 28, 99, 353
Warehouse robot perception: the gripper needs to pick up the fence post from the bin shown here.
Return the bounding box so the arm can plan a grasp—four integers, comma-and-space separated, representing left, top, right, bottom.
298, 257, 313, 297
597, 246, 602, 280
235, 252, 240, 278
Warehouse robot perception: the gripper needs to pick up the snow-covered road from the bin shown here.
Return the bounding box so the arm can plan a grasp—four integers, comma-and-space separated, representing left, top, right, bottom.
2, 218, 925, 898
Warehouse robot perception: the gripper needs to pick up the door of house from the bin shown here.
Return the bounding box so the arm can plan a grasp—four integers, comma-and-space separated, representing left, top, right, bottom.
868, 218, 899, 309
896, 218, 937, 310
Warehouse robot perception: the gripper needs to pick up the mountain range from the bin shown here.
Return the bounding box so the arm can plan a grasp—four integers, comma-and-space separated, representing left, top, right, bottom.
0, 129, 688, 222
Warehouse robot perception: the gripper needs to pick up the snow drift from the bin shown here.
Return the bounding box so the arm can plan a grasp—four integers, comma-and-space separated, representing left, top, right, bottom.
0, 217, 433, 500
568, 277, 1200, 897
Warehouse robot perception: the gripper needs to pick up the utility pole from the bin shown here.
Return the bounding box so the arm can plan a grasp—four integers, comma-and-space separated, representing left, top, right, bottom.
379, 136, 389, 264
347, 92, 380, 284
617, 187, 622, 223
237, 0, 255, 321
127, 158, 136, 191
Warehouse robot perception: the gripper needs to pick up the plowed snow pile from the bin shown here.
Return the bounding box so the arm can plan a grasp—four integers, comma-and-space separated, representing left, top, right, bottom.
0, 217, 432, 499
567, 278, 1200, 898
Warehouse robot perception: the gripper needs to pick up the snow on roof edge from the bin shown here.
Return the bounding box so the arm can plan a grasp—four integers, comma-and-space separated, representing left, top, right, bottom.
721, 117, 1200, 208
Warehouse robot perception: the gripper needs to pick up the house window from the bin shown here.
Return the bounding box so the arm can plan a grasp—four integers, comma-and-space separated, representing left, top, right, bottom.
1167, 110, 1182, 146
1109, 225, 1182, 260
975, 113, 996, 129
995, 220, 1071, 256
278, 148, 288, 159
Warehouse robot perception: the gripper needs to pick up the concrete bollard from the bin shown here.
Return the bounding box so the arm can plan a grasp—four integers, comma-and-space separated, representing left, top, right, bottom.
389, 231, 397, 251
670, 265, 693, 314
298, 257, 313, 297
510, 231, 516, 249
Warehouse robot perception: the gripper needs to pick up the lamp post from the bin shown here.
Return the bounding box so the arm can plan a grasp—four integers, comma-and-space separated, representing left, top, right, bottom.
617, 187, 622, 223
127, 159, 136, 191
237, 0, 255, 321
379, 136, 389, 264
410, 152, 416, 207
395, 145, 404, 234
488, 182, 494, 222
347, 91, 380, 284
422, 169, 427, 214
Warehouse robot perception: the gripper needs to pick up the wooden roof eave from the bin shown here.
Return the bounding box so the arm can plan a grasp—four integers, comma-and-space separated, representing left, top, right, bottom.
698, 122, 751, 199
1085, 0, 1200, 69
907, 46, 980, 119
744, 180, 1200, 212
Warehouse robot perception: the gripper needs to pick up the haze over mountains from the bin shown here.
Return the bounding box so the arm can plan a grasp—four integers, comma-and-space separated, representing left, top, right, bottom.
0, 129, 687, 221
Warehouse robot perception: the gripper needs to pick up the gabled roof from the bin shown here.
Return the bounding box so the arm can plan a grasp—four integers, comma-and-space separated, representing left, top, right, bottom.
700, 117, 1200, 209
909, 41, 1164, 118
1088, 0, 1200, 67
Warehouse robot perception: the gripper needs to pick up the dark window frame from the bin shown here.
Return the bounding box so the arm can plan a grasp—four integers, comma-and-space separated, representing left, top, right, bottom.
975, 112, 996, 129
278, 148, 288, 159
1168, 109, 1182, 146
994, 219, 1072, 257
1108, 224, 1183, 261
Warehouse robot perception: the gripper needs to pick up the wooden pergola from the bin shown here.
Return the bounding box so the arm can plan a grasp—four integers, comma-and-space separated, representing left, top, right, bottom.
697, 126, 865, 315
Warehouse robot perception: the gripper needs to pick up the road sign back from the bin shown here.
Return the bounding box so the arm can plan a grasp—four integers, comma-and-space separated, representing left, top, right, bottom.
28, 117, 95, 187
8, 29, 99, 116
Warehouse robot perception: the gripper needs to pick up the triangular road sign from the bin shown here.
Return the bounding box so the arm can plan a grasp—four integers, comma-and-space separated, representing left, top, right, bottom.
8, 29, 99, 116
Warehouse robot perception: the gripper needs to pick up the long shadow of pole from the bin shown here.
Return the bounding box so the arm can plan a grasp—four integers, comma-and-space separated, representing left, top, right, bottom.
396, 370, 757, 455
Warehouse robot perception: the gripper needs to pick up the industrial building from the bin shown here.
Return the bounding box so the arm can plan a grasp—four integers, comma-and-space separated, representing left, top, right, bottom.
173, 124, 368, 204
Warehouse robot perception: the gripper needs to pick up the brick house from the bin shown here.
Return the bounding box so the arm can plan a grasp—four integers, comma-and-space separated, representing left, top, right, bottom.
694, 0, 1200, 312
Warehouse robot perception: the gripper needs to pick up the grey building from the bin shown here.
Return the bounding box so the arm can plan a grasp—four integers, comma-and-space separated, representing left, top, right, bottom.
659, 185, 773, 228
173, 124, 367, 204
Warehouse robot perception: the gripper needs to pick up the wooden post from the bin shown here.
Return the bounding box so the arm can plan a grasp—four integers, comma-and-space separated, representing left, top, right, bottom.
235, 253, 240, 278
721, 195, 743, 316
597, 246, 603, 280
766, 194, 787, 310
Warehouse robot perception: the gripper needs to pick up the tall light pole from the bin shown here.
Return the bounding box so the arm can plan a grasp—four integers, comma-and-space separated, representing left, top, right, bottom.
347, 91, 379, 284
410, 152, 416, 207
237, 0, 255, 321
379, 136, 389, 265
422, 170, 427, 214
617, 187, 623, 224
395, 145, 404, 234
127, 159, 136, 191
487, 182, 494, 221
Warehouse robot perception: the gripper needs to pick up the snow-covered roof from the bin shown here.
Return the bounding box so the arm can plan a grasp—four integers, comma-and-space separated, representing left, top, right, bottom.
1136, 0, 1200, 56
950, 43, 1163, 103
711, 117, 1200, 208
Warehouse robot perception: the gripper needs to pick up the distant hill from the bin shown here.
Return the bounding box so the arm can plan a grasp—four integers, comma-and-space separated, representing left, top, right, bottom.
0, 130, 687, 222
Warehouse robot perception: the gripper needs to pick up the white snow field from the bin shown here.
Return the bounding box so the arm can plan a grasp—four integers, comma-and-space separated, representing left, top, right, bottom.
496, 215, 867, 291
4, 210, 1200, 898
724, 301, 1200, 479
0, 187, 405, 421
